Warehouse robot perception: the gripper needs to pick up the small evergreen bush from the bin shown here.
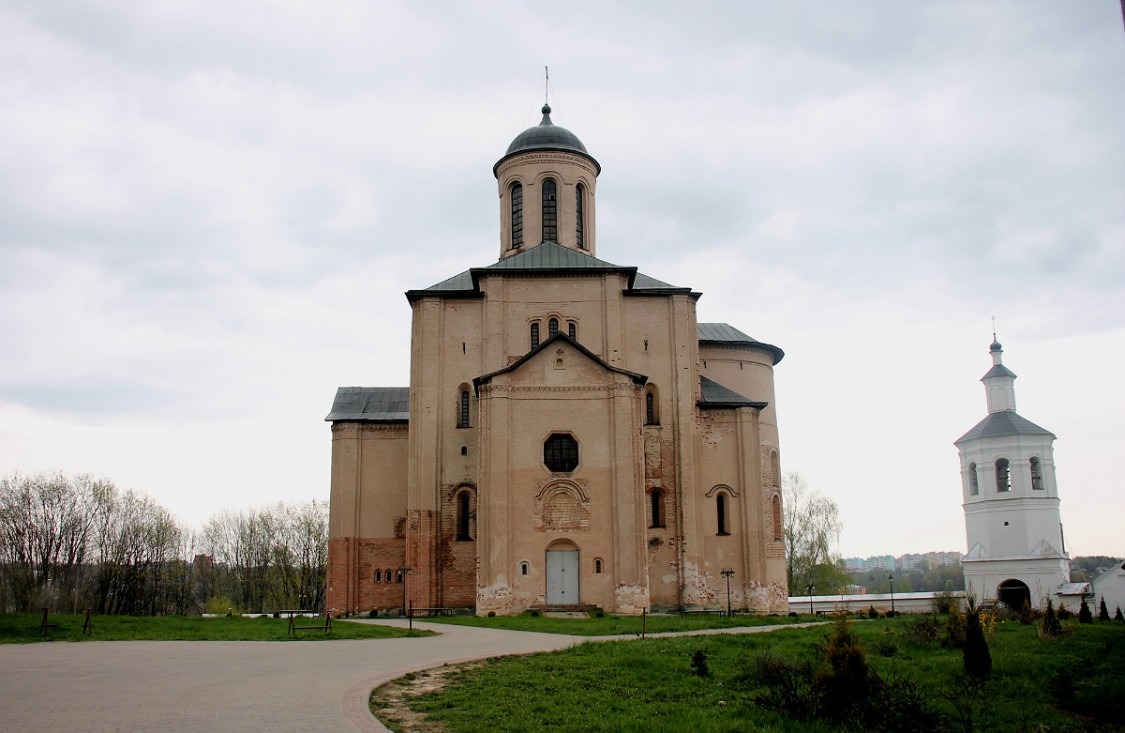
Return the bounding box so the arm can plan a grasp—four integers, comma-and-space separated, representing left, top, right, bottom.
1078, 599, 1093, 624
964, 599, 992, 679
944, 604, 967, 648
867, 605, 879, 619
1040, 598, 1064, 638
1057, 603, 1073, 621
1115, 606, 1124, 622
1098, 598, 1110, 622
690, 649, 710, 677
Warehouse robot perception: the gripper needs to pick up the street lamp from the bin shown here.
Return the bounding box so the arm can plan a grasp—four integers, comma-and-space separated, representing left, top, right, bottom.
398, 564, 412, 617
887, 573, 895, 615
721, 569, 735, 616
807, 582, 815, 616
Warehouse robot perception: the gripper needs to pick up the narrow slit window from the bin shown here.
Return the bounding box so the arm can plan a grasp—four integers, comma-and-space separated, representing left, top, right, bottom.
568, 322, 576, 339
772, 495, 783, 541
530, 322, 540, 349
510, 182, 523, 248
717, 493, 729, 535
458, 390, 470, 428
541, 179, 557, 242
969, 463, 979, 495
646, 393, 656, 425
520, 562, 529, 576
650, 489, 664, 528
456, 491, 472, 541
576, 183, 586, 249
595, 558, 603, 574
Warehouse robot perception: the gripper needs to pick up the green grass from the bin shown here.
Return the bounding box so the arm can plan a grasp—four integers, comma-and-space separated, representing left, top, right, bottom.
424, 611, 810, 636
0, 613, 433, 643
376, 616, 1125, 732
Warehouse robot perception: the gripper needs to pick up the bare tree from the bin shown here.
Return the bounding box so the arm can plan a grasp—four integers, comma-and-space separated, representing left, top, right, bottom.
782, 472, 846, 594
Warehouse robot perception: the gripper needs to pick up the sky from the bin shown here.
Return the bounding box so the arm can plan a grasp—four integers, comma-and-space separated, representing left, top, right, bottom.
1, 1, 1123, 559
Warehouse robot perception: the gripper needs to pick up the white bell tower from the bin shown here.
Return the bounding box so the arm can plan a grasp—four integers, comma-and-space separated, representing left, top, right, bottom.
955, 338, 1070, 610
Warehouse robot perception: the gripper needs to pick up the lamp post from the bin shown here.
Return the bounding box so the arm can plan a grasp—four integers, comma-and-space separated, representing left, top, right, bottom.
398, 564, 412, 617
721, 568, 735, 616
887, 573, 895, 615
807, 582, 815, 616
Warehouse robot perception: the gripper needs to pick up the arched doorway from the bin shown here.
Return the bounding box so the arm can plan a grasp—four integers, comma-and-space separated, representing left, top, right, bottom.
545, 540, 579, 606
997, 578, 1031, 610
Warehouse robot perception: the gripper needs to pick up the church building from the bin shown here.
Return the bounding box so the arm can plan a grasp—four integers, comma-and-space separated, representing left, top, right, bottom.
955, 339, 1074, 610
325, 104, 788, 616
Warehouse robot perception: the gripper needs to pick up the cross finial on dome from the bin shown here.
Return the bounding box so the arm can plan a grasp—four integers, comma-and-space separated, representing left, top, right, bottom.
990, 316, 1002, 353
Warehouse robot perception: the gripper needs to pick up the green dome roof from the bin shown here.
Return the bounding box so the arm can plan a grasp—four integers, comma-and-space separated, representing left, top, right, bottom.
494, 104, 600, 175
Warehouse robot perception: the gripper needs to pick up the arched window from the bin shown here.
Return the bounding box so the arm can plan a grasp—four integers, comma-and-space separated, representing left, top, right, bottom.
458, 390, 470, 428
520, 561, 529, 576
568, 322, 577, 339
770, 451, 781, 488
1030, 457, 1044, 490
969, 463, 979, 495
996, 458, 1011, 492
456, 490, 472, 541
576, 183, 586, 249
548, 317, 559, 337
772, 494, 783, 541
594, 558, 603, 574
650, 489, 665, 528
374, 569, 381, 582
645, 386, 659, 425
396, 569, 404, 583
716, 493, 729, 535
510, 182, 523, 248
530, 322, 540, 349
385, 570, 392, 584
542, 179, 557, 242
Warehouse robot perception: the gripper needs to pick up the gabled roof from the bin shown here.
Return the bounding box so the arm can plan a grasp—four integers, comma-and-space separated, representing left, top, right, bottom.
698, 375, 767, 410
325, 387, 409, 423
955, 410, 1056, 444
698, 323, 785, 364
473, 332, 647, 393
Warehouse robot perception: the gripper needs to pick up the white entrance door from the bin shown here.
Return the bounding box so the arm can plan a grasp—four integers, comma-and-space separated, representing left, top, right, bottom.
546, 549, 579, 605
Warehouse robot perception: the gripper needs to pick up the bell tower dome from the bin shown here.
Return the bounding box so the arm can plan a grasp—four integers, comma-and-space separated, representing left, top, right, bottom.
493, 104, 601, 260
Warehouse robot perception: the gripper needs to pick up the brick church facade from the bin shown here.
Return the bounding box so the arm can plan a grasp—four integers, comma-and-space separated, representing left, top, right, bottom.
325, 103, 788, 616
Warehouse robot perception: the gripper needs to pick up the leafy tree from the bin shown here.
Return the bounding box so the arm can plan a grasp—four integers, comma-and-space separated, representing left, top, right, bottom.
782, 472, 843, 593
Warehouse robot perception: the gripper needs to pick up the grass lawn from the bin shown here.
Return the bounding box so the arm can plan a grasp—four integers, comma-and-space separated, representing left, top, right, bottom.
0, 612, 433, 643
424, 611, 810, 636
373, 615, 1125, 733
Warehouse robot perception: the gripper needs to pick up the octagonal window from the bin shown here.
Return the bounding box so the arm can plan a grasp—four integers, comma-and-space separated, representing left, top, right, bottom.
544, 433, 579, 473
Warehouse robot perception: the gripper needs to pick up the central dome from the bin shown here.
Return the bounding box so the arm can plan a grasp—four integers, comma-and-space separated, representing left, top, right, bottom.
494, 104, 600, 175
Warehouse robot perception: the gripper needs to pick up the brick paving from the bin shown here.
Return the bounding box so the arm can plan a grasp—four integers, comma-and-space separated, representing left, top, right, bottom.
0, 619, 815, 732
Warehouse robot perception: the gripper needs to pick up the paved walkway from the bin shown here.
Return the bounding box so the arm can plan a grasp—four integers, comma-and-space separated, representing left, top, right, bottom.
0, 620, 812, 732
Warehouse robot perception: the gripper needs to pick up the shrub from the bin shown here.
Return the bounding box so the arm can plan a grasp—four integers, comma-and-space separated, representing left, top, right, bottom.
874, 637, 898, 658
1116, 606, 1124, 622
1018, 598, 1037, 625
743, 619, 941, 733
964, 599, 992, 679
690, 649, 710, 677
868, 605, 879, 619
1078, 600, 1093, 624
1057, 603, 1073, 621
1040, 598, 1064, 638
944, 604, 967, 648
368, 609, 379, 618
530, 610, 540, 617
932, 588, 958, 614
1098, 598, 1110, 622
904, 615, 941, 644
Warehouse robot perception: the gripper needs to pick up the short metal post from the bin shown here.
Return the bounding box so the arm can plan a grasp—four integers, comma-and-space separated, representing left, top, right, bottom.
83, 608, 92, 635
408, 600, 413, 633
40, 607, 49, 637
641, 607, 647, 639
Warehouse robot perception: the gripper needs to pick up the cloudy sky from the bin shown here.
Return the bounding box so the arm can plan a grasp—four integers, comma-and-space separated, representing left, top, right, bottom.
2, 1, 1122, 559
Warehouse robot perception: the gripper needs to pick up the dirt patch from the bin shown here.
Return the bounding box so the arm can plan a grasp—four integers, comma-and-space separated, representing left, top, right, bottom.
369, 662, 483, 732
